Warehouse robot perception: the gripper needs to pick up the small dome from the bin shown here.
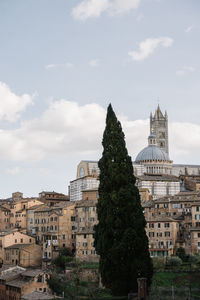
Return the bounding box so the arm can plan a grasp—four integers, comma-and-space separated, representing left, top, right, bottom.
135, 145, 170, 162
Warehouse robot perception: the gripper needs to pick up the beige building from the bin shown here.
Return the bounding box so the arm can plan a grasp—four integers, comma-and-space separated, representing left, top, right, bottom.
146, 216, 179, 257
143, 191, 200, 256
39, 191, 69, 206
74, 189, 98, 262
0, 266, 50, 300
8, 193, 43, 230
0, 231, 35, 264
0, 205, 10, 231
33, 202, 76, 262
4, 243, 42, 267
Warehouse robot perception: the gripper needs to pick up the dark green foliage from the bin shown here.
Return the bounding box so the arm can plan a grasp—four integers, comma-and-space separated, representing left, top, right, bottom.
94, 104, 153, 296
47, 272, 64, 295
176, 247, 187, 262
53, 247, 74, 270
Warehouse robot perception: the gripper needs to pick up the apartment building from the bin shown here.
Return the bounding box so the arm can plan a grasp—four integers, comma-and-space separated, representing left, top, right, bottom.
74, 189, 98, 262
33, 202, 76, 261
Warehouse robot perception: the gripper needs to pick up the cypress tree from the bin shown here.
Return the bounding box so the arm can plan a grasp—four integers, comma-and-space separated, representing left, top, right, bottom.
94, 104, 153, 296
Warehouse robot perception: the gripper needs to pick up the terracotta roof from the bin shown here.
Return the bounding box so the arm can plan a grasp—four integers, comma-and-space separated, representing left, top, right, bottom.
75, 199, 97, 208
5, 244, 31, 249
6, 279, 30, 287
0, 266, 25, 280
22, 269, 44, 277
26, 204, 44, 211
147, 216, 177, 222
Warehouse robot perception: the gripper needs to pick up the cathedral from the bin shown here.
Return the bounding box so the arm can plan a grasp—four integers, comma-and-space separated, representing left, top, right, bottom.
70, 106, 200, 201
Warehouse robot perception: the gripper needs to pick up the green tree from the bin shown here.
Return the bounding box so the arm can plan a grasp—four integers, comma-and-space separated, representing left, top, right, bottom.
94, 104, 153, 296
176, 247, 187, 262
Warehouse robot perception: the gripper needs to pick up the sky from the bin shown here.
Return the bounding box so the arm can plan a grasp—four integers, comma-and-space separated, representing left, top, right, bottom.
0, 0, 200, 198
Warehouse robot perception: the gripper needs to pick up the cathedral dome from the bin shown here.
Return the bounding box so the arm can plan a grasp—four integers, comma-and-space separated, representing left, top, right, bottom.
135, 145, 170, 162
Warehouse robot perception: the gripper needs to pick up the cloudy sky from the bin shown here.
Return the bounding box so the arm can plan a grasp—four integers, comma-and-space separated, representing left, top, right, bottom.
0, 0, 200, 198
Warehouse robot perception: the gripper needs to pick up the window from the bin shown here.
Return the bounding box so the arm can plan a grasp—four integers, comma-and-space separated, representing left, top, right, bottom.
50, 217, 53, 222
149, 232, 154, 237
198, 242, 200, 248
84, 234, 87, 239
71, 216, 76, 221
15, 239, 17, 243
55, 225, 57, 230
91, 250, 95, 254
164, 203, 168, 208
54, 217, 57, 221
196, 207, 200, 212
72, 226, 76, 230
157, 232, 162, 237
20, 239, 23, 243
83, 242, 87, 247
149, 223, 154, 228
50, 225, 53, 231
164, 223, 170, 228
198, 233, 200, 238
82, 250, 87, 255
29, 239, 32, 243
165, 232, 170, 237
158, 223, 161, 228
72, 234, 75, 239
63, 234, 65, 239
155, 204, 159, 208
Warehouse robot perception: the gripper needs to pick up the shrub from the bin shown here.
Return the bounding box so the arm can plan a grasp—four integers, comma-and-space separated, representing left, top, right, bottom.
166, 256, 182, 267
152, 257, 166, 270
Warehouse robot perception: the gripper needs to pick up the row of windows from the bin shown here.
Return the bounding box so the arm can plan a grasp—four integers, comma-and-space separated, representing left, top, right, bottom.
40, 225, 58, 232
35, 217, 58, 224
82, 250, 96, 255
149, 232, 170, 237
79, 217, 95, 222
149, 222, 170, 228
77, 242, 94, 247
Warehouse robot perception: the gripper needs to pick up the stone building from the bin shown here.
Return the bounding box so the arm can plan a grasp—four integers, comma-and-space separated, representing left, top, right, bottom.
0, 231, 35, 264
150, 105, 169, 154
4, 243, 42, 267
0, 266, 50, 300
7, 193, 43, 230
146, 216, 179, 257
39, 191, 69, 207
143, 191, 200, 256
74, 189, 98, 262
33, 202, 76, 262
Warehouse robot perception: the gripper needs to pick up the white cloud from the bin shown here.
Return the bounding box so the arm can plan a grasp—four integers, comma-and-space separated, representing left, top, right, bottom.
185, 25, 193, 33
72, 0, 141, 20
45, 63, 73, 70
176, 66, 195, 76
128, 37, 173, 61
89, 59, 99, 67
0, 99, 199, 166
0, 82, 33, 122
6, 166, 23, 175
